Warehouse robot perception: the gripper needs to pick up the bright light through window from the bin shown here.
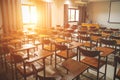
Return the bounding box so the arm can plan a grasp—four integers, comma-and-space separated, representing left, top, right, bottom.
22, 5, 37, 24
68, 8, 79, 22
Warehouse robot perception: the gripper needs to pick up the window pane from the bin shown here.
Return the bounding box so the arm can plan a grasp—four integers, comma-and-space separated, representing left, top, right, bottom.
76, 10, 79, 21
31, 6, 37, 23
68, 9, 79, 22
71, 9, 75, 21
68, 9, 71, 21
22, 6, 30, 23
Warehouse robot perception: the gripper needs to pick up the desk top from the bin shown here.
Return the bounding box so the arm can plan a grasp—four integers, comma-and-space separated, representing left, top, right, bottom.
62, 59, 89, 79
95, 47, 115, 57
26, 50, 53, 62
15, 44, 36, 52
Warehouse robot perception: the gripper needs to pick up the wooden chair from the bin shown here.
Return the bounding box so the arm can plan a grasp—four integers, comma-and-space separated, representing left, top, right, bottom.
110, 36, 120, 55
12, 53, 44, 80
41, 39, 55, 64
78, 30, 88, 37
90, 33, 102, 46
102, 30, 113, 39
32, 63, 63, 80
78, 35, 96, 50
54, 43, 78, 68
99, 38, 117, 54
79, 47, 106, 80
41, 39, 55, 52
113, 56, 120, 80
63, 32, 73, 43
62, 58, 89, 80
100, 38, 117, 61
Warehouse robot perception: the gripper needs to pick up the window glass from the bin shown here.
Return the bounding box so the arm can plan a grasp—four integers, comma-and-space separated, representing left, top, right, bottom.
76, 10, 79, 21
68, 8, 79, 22
21, 5, 37, 24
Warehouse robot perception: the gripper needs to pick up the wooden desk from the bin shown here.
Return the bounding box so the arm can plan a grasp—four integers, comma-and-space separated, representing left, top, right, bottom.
95, 47, 115, 57
53, 38, 66, 43
26, 50, 53, 78
62, 59, 89, 80
15, 44, 36, 59
95, 46, 115, 80
68, 41, 83, 49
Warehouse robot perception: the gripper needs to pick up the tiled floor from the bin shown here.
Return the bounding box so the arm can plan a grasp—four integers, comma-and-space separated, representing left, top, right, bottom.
0, 57, 115, 80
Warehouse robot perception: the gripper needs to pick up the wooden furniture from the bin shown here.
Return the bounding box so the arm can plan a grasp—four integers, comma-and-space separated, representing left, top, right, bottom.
12, 53, 44, 80
15, 44, 36, 59
90, 33, 102, 46
32, 63, 62, 80
41, 39, 55, 51
62, 58, 89, 80
110, 35, 120, 54
54, 41, 81, 68
79, 47, 106, 80
95, 46, 115, 80
41, 39, 55, 64
81, 23, 100, 29
78, 35, 96, 50
99, 38, 117, 56
63, 32, 72, 43
12, 49, 53, 80
113, 56, 120, 80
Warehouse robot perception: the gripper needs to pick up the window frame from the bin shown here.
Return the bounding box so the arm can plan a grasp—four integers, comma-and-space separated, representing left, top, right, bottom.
68, 8, 79, 22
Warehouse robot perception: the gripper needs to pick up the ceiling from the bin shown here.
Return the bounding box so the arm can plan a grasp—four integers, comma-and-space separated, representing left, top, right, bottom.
41, 0, 110, 4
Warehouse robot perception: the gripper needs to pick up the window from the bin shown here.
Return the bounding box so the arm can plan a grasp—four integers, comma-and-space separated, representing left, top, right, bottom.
21, 5, 37, 24
68, 8, 79, 22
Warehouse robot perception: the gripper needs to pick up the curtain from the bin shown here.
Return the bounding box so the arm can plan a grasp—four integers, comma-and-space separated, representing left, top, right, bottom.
33, 1, 52, 30
78, 6, 87, 25
64, 4, 68, 26
0, 0, 22, 34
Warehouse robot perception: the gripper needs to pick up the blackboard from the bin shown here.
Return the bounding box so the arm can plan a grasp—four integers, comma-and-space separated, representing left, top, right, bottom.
108, 1, 120, 24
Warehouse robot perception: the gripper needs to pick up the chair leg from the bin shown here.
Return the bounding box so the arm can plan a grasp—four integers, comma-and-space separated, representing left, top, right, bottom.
97, 69, 99, 80
55, 55, 57, 68
50, 55, 52, 65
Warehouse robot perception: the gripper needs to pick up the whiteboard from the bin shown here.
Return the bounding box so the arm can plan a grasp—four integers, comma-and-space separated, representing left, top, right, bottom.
108, 1, 120, 23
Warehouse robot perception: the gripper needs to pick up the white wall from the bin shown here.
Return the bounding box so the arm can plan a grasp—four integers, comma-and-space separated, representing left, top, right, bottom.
88, 1, 120, 29
51, 2, 64, 28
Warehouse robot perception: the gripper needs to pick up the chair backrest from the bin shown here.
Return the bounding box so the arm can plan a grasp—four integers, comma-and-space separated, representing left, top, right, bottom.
12, 54, 24, 63
55, 43, 68, 51
114, 56, 120, 80
78, 30, 88, 36
41, 39, 51, 44
79, 47, 100, 57
90, 33, 102, 36
8, 45, 16, 53
32, 64, 58, 80
110, 36, 120, 40
1, 44, 10, 54
79, 35, 91, 42
100, 38, 117, 47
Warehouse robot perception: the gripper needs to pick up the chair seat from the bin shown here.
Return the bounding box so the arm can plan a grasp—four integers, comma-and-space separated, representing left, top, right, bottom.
32, 61, 44, 71
82, 42, 96, 48
44, 45, 55, 51
17, 64, 33, 76
117, 69, 120, 79
17, 61, 44, 77
81, 57, 105, 69
56, 50, 77, 59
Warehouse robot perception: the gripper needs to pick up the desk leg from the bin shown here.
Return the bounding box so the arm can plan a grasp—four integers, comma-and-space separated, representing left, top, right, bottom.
79, 49, 81, 61
27, 49, 29, 59
43, 58, 46, 79
104, 57, 108, 80
77, 47, 79, 61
